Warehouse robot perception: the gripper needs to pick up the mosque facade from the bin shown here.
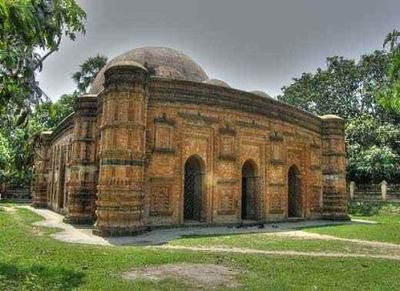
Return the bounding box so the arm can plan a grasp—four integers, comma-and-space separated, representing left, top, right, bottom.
32, 47, 348, 236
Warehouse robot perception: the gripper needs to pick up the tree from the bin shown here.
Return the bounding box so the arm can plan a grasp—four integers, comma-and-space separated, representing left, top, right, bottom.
0, 52, 106, 188
29, 92, 78, 130
383, 29, 400, 52
347, 144, 397, 183
0, 0, 86, 187
346, 114, 400, 183
376, 30, 400, 113
72, 54, 107, 93
279, 30, 400, 183
0, 0, 86, 115
31, 53, 107, 130
0, 107, 43, 187
279, 52, 392, 120
43, 54, 107, 125
0, 132, 11, 183
376, 52, 400, 112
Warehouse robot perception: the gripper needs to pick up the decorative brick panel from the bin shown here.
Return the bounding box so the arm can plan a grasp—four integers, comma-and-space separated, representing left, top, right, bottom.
33, 61, 348, 236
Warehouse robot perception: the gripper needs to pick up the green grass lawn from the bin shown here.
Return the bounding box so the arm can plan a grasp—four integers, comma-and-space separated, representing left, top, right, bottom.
169, 231, 399, 256
304, 202, 400, 244
170, 202, 400, 254
1, 204, 400, 290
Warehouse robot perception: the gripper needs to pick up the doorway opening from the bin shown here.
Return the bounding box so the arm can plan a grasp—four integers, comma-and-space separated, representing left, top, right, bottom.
241, 160, 258, 220
184, 155, 205, 222
288, 165, 302, 217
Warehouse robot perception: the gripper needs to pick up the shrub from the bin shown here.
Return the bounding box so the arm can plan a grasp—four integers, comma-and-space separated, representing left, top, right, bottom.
348, 201, 400, 216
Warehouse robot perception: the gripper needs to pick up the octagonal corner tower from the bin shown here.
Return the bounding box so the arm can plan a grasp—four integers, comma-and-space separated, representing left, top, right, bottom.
32, 46, 348, 237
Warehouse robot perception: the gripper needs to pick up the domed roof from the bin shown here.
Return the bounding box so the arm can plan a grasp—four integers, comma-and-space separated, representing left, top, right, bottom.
89, 47, 208, 94
250, 90, 273, 99
107, 60, 148, 71
203, 78, 230, 88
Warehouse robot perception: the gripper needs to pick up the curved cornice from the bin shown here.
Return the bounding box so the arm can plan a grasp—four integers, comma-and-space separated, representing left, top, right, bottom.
50, 77, 326, 141
50, 112, 75, 143
148, 78, 323, 134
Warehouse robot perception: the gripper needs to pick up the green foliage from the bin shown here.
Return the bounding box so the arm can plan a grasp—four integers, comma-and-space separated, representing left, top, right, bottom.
43, 54, 106, 125
0, 51, 105, 187
0, 0, 86, 113
0, 133, 11, 183
376, 51, 400, 111
375, 29, 400, 112
348, 145, 397, 183
279, 31, 400, 183
33, 53, 106, 129
383, 29, 400, 53
279, 52, 391, 120
0, 105, 44, 186
346, 114, 400, 182
40, 92, 78, 128
348, 201, 400, 217
0, 0, 86, 187
348, 201, 382, 216
72, 54, 107, 93
1, 207, 400, 290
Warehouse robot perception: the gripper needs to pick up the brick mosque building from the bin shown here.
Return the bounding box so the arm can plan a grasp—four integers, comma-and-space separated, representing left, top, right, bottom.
32, 47, 348, 236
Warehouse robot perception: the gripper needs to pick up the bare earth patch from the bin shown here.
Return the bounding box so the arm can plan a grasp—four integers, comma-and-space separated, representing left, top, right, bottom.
2, 206, 16, 213
155, 245, 400, 261
122, 263, 242, 289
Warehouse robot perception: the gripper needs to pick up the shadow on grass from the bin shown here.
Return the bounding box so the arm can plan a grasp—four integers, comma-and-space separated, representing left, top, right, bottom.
0, 263, 85, 290
177, 232, 250, 240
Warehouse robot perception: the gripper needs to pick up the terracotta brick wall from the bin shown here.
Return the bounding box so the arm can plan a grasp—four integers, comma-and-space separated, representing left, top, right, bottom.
32, 63, 348, 236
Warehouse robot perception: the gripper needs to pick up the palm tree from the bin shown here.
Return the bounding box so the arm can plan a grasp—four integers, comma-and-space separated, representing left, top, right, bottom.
383, 29, 400, 52
72, 54, 108, 93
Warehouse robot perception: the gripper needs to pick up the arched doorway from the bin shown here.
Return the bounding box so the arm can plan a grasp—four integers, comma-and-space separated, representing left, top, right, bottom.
241, 160, 258, 220
288, 165, 302, 217
184, 155, 204, 222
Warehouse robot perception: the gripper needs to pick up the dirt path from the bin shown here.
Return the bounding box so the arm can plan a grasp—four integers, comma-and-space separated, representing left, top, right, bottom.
154, 245, 400, 261
269, 230, 400, 249
21, 205, 368, 247
5, 206, 400, 261
22, 206, 111, 246
1, 206, 17, 213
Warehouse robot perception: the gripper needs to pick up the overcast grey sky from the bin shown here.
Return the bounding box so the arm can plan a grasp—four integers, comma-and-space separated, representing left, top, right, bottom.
37, 0, 400, 100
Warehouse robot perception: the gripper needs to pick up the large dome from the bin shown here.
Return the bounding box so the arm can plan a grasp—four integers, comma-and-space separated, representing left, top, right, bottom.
89, 47, 208, 94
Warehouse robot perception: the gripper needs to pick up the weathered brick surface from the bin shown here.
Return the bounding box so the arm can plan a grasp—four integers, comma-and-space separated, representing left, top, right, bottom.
40, 123, 73, 214
66, 95, 98, 223
32, 57, 348, 236
32, 132, 52, 208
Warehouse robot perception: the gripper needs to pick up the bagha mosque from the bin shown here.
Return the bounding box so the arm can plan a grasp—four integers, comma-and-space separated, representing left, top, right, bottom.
32, 47, 348, 236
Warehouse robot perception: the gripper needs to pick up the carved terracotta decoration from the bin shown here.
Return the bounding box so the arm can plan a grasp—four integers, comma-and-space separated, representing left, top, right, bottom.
32, 47, 348, 237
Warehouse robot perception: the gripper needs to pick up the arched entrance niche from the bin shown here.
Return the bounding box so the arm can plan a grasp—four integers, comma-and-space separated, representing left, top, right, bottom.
58, 148, 66, 210
241, 159, 259, 220
183, 155, 205, 222
288, 165, 302, 217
